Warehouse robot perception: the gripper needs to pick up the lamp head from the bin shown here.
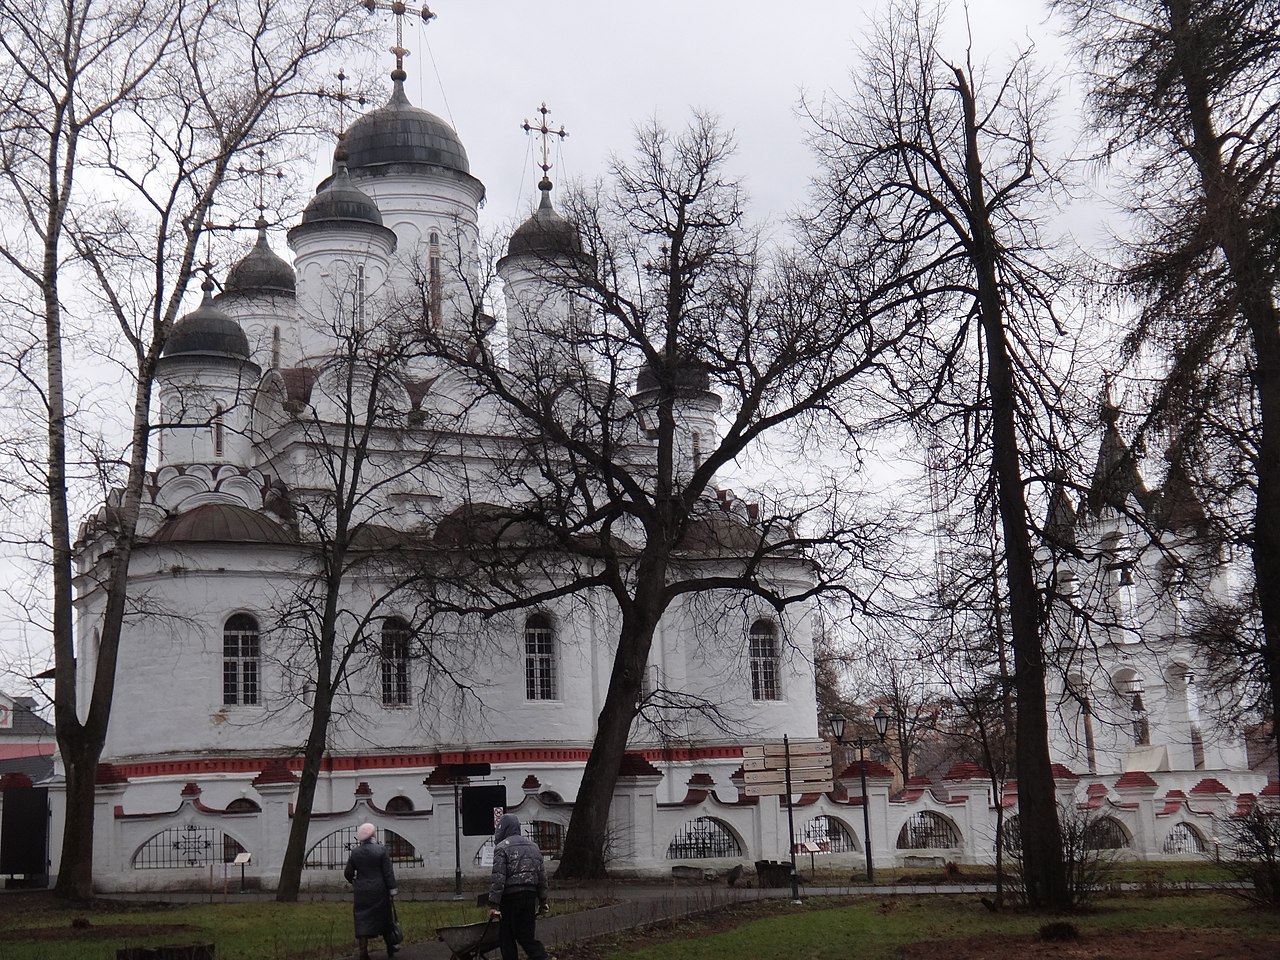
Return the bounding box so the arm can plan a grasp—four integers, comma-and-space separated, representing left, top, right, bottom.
827, 713, 847, 743
873, 705, 890, 741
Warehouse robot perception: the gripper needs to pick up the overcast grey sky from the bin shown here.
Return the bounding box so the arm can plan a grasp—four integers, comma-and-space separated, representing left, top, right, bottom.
317, 0, 1072, 233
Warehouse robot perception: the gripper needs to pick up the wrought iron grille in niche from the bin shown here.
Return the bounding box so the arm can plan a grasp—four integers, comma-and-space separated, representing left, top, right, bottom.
132, 824, 245, 869
1162, 822, 1206, 855
1085, 817, 1130, 850
799, 815, 857, 853
896, 811, 962, 850
665, 817, 742, 860
304, 827, 423, 869
529, 820, 565, 857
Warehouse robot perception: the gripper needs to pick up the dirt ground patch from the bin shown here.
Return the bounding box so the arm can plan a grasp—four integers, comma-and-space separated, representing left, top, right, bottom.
898, 930, 1280, 960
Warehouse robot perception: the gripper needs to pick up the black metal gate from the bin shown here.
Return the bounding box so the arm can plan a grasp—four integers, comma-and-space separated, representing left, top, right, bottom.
1, 786, 50, 888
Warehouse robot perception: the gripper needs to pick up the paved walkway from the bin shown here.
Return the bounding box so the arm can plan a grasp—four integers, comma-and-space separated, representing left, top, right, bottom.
375, 882, 1001, 959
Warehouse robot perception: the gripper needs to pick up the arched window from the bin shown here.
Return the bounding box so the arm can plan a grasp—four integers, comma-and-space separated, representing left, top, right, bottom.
749, 619, 781, 701
691, 429, 703, 467
799, 815, 858, 853
271, 325, 281, 367
381, 617, 410, 706
223, 614, 259, 705
213, 402, 225, 458
428, 231, 442, 328
896, 811, 961, 849
525, 613, 557, 700
1162, 822, 1206, 855
666, 817, 742, 859
385, 796, 414, 813
225, 798, 260, 814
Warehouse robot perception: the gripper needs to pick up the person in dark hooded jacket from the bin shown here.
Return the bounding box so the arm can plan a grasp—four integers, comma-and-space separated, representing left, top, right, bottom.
488, 812, 549, 960
344, 822, 399, 959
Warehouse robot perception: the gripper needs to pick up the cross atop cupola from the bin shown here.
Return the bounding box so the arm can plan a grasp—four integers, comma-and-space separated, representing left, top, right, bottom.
522, 103, 568, 186
363, 0, 437, 76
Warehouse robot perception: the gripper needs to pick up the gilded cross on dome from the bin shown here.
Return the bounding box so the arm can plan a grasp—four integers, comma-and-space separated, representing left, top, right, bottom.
362, 0, 437, 74
522, 103, 568, 182
236, 147, 286, 220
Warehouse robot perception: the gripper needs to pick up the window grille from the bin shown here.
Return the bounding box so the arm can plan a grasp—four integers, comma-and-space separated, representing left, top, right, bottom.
132, 825, 245, 869
999, 815, 1022, 855
381, 617, 410, 706
1162, 822, 1206, 855
213, 402, 225, 458
799, 815, 857, 853
428, 231, 442, 328
525, 614, 557, 700
355, 263, 367, 330
304, 826, 423, 869
749, 619, 781, 701
665, 817, 742, 860
529, 820, 565, 857
223, 614, 260, 705
1085, 817, 1130, 850
896, 811, 961, 849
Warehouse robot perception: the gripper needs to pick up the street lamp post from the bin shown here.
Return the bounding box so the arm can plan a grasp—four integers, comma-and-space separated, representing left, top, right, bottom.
829, 706, 890, 884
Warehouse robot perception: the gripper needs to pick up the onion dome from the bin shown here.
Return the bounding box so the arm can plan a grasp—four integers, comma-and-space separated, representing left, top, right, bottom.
343, 70, 470, 176
300, 159, 384, 227
152, 502, 295, 544
505, 177, 582, 260
634, 353, 712, 395
222, 218, 295, 298
164, 276, 251, 360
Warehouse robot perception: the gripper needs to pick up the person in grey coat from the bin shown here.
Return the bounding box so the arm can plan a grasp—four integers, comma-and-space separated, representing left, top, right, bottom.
344, 822, 399, 959
488, 812, 549, 960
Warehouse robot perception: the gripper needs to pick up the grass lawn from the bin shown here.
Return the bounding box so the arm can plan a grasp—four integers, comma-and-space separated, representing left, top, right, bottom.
558, 892, 1280, 960
0, 895, 496, 960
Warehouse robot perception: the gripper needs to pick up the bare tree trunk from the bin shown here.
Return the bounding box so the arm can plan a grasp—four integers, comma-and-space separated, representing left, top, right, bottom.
557, 580, 662, 880
956, 65, 1068, 910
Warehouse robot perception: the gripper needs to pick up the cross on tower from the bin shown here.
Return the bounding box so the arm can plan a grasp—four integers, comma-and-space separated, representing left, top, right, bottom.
522, 103, 568, 181
317, 69, 369, 139
363, 0, 437, 74
236, 147, 286, 221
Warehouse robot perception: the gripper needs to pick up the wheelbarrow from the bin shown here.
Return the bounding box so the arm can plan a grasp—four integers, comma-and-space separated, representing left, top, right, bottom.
436, 914, 499, 960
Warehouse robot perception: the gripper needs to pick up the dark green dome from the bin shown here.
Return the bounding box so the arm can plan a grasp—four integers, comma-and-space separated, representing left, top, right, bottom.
165, 279, 251, 360
343, 76, 470, 176
222, 220, 295, 297
300, 162, 384, 226
506, 178, 582, 260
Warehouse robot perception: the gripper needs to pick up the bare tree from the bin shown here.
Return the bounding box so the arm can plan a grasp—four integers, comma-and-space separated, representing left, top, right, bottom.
0, 0, 363, 899
804, 0, 1076, 908
420, 113, 900, 881
1052, 0, 1280, 758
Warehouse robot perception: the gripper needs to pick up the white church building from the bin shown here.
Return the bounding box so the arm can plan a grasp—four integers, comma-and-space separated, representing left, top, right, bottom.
3, 59, 1272, 894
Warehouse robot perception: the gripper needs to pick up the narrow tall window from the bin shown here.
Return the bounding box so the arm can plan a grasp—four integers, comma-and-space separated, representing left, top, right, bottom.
428, 231, 442, 328
691, 430, 703, 467
525, 613, 557, 700
223, 614, 259, 705
749, 618, 781, 701
271, 326, 281, 367
213, 403, 225, 458
355, 263, 367, 331
381, 617, 410, 706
